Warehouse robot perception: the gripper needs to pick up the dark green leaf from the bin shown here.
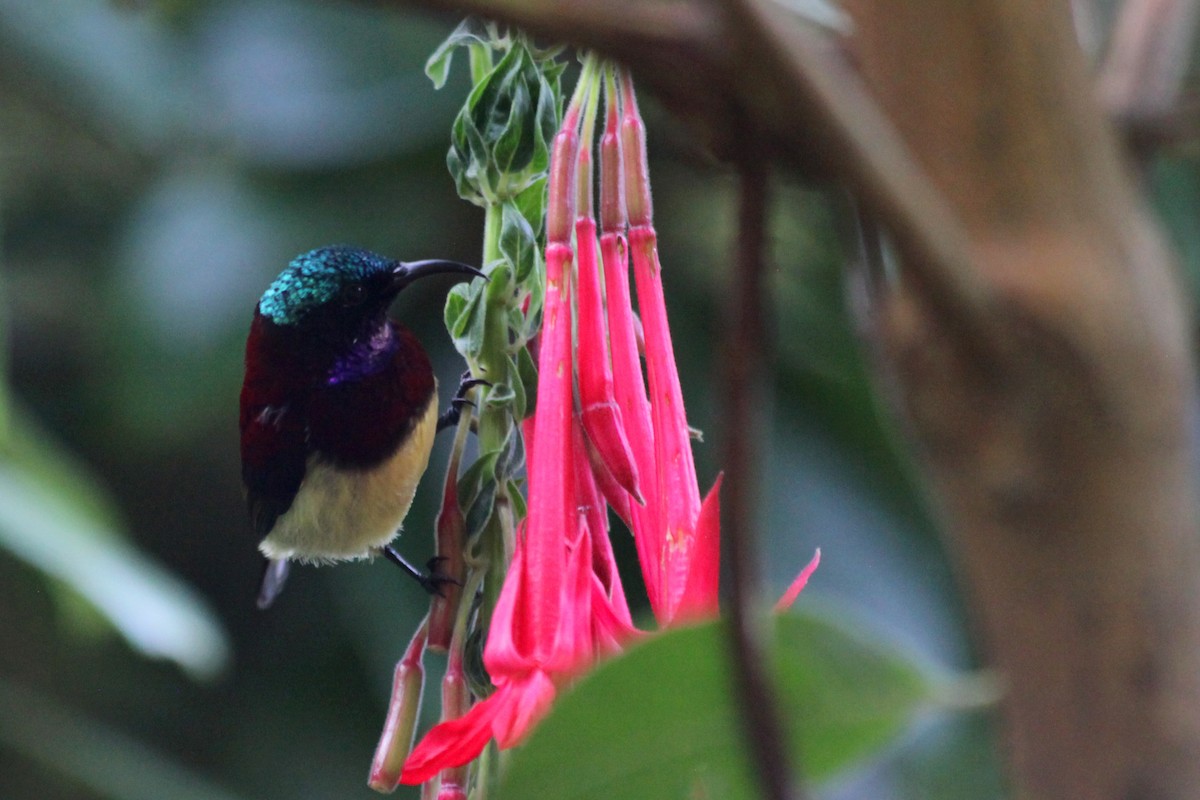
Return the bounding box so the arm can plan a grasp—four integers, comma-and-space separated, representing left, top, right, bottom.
457, 450, 499, 510
484, 382, 516, 407
493, 421, 525, 480
493, 79, 531, 174
444, 281, 487, 359
508, 353, 527, 420
499, 201, 538, 284
463, 473, 499, 543
443, 38, 560, 204
507, 478, 527, 521
529, 71, 560, 176
516, 345, 538, 419
458, 451, 501, 540
512, 177, 547, 236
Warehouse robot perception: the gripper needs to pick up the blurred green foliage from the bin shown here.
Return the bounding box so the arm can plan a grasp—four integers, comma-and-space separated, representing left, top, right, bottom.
6, 2, 1196, 800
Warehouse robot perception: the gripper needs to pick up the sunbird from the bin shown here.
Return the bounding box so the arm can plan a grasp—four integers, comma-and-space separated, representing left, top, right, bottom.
239, 246, 484, 608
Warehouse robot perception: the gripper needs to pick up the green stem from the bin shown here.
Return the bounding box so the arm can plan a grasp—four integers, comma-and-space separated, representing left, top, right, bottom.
578, 54, 602, 148
482, 202, 503, 268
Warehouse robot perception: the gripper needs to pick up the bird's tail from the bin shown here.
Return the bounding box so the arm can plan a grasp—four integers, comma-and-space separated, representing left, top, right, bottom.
257, 558, 291, 609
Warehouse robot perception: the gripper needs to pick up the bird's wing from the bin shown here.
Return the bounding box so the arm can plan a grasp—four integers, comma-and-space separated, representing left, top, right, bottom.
240, 400, 308, 539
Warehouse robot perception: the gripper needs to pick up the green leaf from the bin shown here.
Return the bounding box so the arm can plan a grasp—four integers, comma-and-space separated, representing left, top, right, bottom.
512, 177, 547, 237
516, 345, 538, 419
463, 474, 499, 543
0, 448, 230, 681
507, 478, 527, 521
444, 36, 560, 205
507, 353, 527, 420
499, 201, 539, 284
493, 77, 532, 174
485, 260, 514, 304
458, 451, 501, 541
772, 611, 933, 778
498, 613, 936, 799
447, 144, 480, 207
474, 262, 515, 386
444, 280, 488, 359
484, 382, 516, 407
493, 421, 525, 481
424, 18, 492, 90
529, 69, 560, 176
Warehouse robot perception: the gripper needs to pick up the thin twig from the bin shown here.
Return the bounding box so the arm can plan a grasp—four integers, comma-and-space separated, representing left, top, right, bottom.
721, 152, 807, 800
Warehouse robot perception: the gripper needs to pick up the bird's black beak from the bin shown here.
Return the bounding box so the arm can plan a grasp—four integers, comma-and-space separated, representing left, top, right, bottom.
391, 259, 486, 292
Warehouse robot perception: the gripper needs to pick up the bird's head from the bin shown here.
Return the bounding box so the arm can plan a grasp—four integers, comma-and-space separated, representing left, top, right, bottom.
257, 245, 483, 347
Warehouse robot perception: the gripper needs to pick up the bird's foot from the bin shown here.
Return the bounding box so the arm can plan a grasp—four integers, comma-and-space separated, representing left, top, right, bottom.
382, 546, 460, 597
419, 556, 461, 597
437, 372, 492, 432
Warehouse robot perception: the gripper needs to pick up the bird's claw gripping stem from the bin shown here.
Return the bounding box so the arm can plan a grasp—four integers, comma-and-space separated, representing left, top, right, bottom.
382, 546, 460, 597
437, 372, 492, 431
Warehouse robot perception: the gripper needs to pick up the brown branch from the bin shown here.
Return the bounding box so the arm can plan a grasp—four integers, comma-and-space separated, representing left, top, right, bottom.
720, 155, 807, 800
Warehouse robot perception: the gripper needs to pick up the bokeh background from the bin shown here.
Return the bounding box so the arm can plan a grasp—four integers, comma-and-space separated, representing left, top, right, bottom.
1, 1, 1192, 798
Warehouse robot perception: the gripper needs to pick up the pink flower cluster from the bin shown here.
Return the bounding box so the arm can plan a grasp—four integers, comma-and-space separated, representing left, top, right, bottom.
397, 70, 818, 790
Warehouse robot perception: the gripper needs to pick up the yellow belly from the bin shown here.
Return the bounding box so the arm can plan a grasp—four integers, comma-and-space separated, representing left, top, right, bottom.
258, 394, 439, 563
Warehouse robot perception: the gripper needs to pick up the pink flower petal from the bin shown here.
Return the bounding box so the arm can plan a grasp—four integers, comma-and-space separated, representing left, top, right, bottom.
600, 230, 666, 616
672, 474, 723, 624
491, 672, 559, 748
400, 691, 503, 785
579, 425, 634, 530
571, 418, 614, 564
590, 574, 641, 657
546, 517, 597, 675
631, 226, 701, 536
576, 217, 643, 501
522, 240, 575, 660
774, 548, 821, 612
482, 539, 535, 677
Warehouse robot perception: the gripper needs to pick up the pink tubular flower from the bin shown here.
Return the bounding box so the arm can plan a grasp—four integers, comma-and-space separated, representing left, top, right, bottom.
603, 71, 725, 626
402, 78, 636, 784
575, 131, 643, 504
401, 127, 579, 782
398, 65, 818, 789
368, 619, 429, 792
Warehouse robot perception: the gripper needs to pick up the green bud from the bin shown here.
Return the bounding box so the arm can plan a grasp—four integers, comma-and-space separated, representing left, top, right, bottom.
431, 27, 562, 207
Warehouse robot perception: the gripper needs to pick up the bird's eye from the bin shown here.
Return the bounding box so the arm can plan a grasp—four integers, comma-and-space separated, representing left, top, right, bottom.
339, 282, 366, 306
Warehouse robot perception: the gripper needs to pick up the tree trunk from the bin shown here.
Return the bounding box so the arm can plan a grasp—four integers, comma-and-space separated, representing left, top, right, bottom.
843, 2, 1200, 797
